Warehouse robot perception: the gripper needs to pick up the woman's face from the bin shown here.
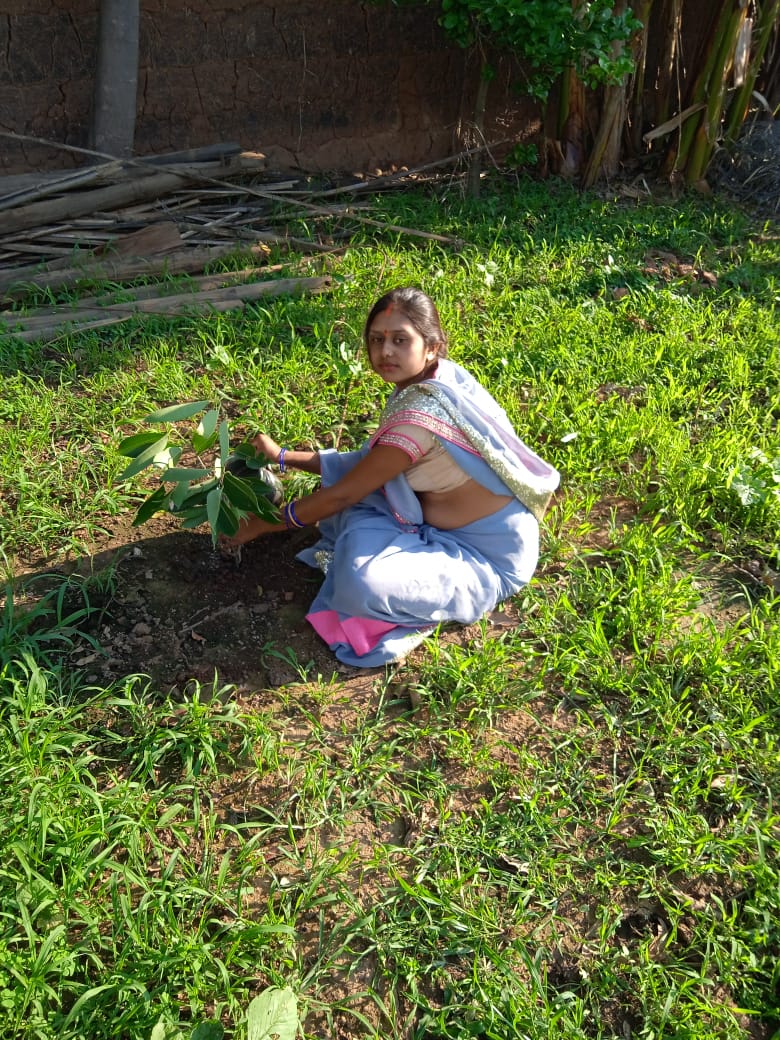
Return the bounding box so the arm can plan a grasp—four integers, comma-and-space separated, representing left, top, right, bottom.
366, 309, 438, 389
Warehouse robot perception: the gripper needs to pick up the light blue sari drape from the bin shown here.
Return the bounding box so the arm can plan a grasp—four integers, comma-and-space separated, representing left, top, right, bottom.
296, 361, 559, 667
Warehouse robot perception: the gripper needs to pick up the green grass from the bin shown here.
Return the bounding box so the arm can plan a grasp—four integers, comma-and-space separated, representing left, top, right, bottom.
0, 173, 778, 1039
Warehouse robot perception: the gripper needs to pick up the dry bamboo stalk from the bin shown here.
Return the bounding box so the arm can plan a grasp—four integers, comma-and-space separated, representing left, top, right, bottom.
1, 263, 292, 318
0, 243, 270, 298
0, 161, 124, 212
0, 155, 251, 236
0, 143, 243, 197
0, 130, 470, 247
2, 275, 333, 343
643, 102, 706, 143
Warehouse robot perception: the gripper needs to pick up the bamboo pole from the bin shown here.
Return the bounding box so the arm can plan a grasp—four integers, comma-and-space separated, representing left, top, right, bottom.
0, 130, 471, 247
0, 155, 258, 237
686, 0, 748, 181
673, 0, 744, 175
724, 0, 780, 142
0, 243, 270, 299
1, 276, 334, 344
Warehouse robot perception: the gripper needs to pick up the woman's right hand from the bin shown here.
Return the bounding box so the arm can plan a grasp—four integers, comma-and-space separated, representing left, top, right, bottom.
252, 433, 282, 465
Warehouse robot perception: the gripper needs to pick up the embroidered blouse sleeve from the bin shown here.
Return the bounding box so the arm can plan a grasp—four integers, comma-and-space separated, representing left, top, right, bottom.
374, 422, 436, 463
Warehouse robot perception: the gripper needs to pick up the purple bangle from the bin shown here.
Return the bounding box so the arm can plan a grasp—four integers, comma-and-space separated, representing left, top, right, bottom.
278, 448, 287, 473
282, 501, 305, 530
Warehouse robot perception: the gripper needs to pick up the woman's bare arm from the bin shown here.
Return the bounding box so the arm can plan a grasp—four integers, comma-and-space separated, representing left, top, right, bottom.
223, 444, 412, 544
253, 433, 321, 474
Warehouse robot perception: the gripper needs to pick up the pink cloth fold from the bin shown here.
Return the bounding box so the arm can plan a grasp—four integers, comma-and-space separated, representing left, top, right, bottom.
307, 610, 400, 656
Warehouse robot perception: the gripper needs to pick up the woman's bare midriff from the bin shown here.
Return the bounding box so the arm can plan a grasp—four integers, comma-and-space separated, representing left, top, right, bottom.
418, 478, 512, 529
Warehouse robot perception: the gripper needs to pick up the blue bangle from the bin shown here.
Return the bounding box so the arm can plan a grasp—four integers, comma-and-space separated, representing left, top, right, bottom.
283, 501, 305, 530
278, 448, 287, 473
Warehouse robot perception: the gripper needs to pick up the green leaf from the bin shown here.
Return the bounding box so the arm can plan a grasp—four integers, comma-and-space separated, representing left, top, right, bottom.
171, 479, 219, 510
218, 420, 230, 468
206, 486, 222, 535
143, 400, 210, 423
230, 440, 264, 462
149, 1020, 182, 1040
242, 478, 281, 521
180, 509, 209, 529
132, 485, 168, 526
118, 431, 166, 458
119, 435, 170, 480
191, 1024, 224, 1040
192, 409, 220, 453
168, 482, 195, 510
223, 471, 262, 513
156, 803, 186, 829
160, 467, 213, 482
246, 987, 298, 1040
216, 498, 240, 539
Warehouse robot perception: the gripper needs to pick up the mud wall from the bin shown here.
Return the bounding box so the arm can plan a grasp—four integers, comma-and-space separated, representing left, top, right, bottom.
0, 0, 539, 176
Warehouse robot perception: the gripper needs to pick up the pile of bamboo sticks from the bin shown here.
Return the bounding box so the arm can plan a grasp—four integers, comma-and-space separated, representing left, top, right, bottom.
0, 135, 468, 344
0, 141, 349, 343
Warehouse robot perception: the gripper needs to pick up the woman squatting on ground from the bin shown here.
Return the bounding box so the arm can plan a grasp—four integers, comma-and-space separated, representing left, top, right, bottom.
223, 287, 560, 667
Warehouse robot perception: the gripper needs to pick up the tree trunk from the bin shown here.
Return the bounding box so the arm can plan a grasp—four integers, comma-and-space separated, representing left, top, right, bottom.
555, 65, 587, 180
583, 0, 652, 186
466, 47, 491, 198
628, 0, 656, 154
91, 0, 140, 157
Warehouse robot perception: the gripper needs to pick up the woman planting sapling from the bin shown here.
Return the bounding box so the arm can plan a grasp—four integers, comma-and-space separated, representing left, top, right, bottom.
223, 287, 560, 667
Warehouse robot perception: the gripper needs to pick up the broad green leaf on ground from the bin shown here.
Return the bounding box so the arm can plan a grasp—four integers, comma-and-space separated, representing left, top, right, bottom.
246, 987, 298, 1040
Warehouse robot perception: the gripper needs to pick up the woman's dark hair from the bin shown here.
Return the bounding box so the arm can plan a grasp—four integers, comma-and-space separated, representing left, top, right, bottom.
363, 287, 449, 357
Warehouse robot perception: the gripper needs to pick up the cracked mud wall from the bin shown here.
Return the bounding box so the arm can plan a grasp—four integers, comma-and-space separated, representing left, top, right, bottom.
0, 0, 539, 175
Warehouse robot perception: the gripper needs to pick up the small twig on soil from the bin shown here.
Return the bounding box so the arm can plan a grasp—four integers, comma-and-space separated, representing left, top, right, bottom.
179, 600, 243, 636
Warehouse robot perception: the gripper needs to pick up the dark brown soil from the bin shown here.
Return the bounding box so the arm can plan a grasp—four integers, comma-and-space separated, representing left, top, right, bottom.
26, 494, 761, 698
59, 512, 366, 693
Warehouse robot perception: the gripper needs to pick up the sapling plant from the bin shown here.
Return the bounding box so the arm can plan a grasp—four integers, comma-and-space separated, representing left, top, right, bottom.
117, 401, 282, 545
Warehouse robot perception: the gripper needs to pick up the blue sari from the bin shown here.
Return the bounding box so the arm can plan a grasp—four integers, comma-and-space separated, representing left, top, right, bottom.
296, 360, 560, 667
